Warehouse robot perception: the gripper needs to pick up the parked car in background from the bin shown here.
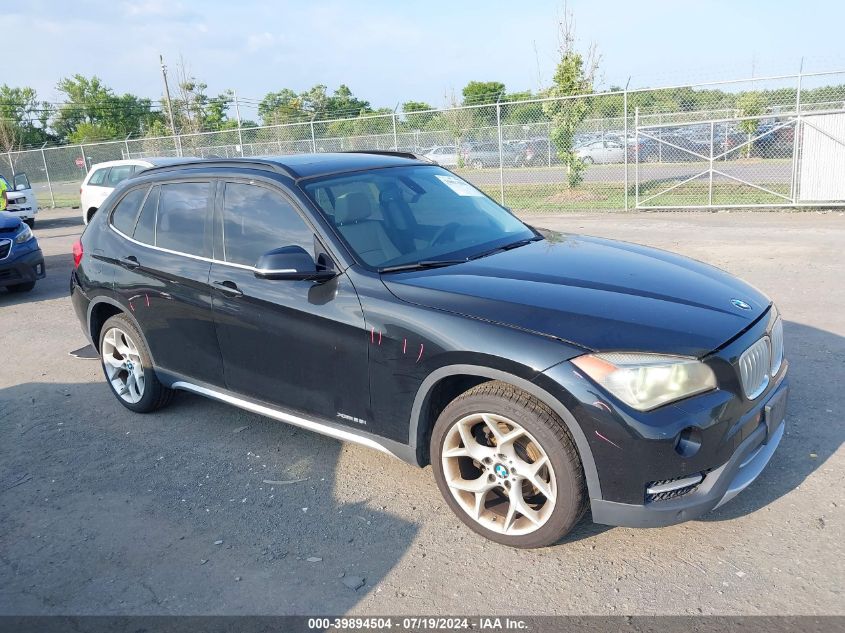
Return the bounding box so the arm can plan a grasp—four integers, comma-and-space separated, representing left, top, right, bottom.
423, 145, 460, 168
0, 211, 45, 293
575, 140, 626, 164
81, 158, 188, 224
462, 141, 520, 169
1, 173, 39, 228
514, 138, 558, 167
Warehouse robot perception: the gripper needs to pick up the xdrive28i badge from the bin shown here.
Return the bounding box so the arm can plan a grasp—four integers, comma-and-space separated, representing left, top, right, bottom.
731, 298, 752, 310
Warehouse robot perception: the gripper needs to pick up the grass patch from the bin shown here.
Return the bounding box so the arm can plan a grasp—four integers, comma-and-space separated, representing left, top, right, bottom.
482, 182, 793, 212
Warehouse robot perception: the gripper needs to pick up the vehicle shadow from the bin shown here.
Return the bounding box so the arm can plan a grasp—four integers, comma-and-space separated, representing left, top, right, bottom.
702, 320, 843, 522
0, 253, 72, 304
33, 213, 84, 230
0, 380, 418, 615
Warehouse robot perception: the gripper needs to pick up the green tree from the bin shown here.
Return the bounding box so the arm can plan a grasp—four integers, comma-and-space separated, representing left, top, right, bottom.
542, 10, 599, 188
462, 81, 505, 127
0, 85, 53, 150
736, 91, 766, 158
401, 101, 436, 131
258, 88, 304, 125
54, 75, 159, 142
461, 81, 505, 106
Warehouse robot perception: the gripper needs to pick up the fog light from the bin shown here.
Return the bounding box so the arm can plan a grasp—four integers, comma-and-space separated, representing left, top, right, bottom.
675, 427, 702, 457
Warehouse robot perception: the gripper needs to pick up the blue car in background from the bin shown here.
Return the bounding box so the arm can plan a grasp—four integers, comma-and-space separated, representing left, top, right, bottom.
0, 211, 45, 293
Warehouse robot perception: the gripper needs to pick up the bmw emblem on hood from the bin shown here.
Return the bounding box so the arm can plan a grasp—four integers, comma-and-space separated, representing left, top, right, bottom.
731, 298, 752, 310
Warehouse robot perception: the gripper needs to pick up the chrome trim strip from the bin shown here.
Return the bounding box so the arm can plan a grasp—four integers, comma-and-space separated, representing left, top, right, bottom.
646, 474, 704, 495
170, 381, 401, 460
111, 224, 268, 273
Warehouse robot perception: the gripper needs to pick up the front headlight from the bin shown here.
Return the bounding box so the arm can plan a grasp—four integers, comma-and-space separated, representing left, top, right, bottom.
14, 224, 33, 244
572, 352, 717, 411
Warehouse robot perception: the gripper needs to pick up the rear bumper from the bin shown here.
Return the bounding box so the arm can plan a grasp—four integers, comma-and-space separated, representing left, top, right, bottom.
590, 380, 788, 528
0, 248, 45, 287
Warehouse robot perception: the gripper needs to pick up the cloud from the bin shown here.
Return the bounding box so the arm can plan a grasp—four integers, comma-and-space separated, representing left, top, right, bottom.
246, 32, 278, 53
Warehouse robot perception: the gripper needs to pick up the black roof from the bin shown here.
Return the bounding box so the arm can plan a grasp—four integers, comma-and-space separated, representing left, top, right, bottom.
139, 151, 429, 181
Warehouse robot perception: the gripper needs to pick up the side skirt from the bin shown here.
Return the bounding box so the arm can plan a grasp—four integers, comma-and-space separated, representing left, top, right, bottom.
170, 379, 419, 465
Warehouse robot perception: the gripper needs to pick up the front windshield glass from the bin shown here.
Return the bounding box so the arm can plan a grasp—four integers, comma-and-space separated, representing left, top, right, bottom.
301, 165, 535, 270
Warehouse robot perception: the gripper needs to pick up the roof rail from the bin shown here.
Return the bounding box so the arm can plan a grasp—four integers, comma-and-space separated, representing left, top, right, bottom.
138, 158, 298, 179
342, 150, 434, 163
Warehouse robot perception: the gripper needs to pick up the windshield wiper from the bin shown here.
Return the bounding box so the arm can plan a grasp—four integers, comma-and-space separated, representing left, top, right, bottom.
468, 236, 543, 261
379, 259, 466, 273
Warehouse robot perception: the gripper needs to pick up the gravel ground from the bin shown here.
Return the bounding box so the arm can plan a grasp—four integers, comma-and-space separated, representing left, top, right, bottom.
0, 207, 842, 616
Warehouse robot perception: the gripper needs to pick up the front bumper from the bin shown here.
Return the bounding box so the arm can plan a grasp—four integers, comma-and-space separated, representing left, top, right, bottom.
590, 380, 788, 528
4, 206, 38, 221
0, 247, 46, 287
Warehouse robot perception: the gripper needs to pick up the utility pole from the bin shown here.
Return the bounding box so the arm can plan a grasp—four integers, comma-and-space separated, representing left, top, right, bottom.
233, 91, 244, 156
160, 54, 179, 155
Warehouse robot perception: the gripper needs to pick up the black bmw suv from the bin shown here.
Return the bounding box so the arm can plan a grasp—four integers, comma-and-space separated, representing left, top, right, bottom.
71, 152, 788, 548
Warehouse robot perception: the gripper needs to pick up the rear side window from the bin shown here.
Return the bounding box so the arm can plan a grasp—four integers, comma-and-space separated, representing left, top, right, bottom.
110, 188, 148, 236
106, 165, 133, 186
133, 185, 159, 245
222, 182, 312, 266
88, 168, 108, 186
155, 182, 210, 256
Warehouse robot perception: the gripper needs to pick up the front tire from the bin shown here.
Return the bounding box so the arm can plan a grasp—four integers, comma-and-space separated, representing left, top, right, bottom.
24, 219, 34, 229
99, 314, 174, 413
430, 381, 587, 548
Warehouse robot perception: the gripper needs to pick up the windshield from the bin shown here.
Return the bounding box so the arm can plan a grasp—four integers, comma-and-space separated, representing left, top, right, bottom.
302, 165, 535, 270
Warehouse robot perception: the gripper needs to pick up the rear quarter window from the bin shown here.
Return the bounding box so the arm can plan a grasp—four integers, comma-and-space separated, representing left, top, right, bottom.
110, 188, 148, 236
106, 165, 134, 186
87, 168, 109, 186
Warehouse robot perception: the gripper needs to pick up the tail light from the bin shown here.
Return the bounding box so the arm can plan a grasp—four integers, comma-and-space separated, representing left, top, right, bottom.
72, 239, 83, 269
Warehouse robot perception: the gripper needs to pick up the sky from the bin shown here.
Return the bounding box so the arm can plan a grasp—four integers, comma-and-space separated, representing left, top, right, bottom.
6, 0, 845, 120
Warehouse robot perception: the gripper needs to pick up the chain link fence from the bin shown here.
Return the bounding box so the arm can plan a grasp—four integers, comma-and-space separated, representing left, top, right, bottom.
5, 69, 845, 212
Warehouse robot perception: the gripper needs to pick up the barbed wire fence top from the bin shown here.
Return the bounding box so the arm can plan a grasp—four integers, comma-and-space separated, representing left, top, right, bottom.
6, 68, 845, 212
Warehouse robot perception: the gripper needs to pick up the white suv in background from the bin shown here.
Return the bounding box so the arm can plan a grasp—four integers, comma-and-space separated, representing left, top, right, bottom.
81, 158, 184, 224
1, 172, 39, 227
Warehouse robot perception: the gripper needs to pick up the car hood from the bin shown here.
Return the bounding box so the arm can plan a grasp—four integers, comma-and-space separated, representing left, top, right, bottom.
382, 233, 770, 358
0, 211, 22, 231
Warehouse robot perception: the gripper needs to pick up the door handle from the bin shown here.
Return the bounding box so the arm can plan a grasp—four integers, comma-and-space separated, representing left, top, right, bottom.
213, 280, 243, 297
119, 255, 140, 269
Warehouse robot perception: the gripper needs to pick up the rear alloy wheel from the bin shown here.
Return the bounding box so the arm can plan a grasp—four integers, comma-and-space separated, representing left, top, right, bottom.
99, 314, 173, 413
431, 381, 587, 548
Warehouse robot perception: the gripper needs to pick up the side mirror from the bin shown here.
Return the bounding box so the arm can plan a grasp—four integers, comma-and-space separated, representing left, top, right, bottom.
255, 245, 336, 281
15, 184, 26, 191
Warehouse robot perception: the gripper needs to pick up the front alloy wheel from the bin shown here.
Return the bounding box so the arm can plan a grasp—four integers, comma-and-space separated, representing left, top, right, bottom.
431, 381, 587, 548
442, 412, 556, 536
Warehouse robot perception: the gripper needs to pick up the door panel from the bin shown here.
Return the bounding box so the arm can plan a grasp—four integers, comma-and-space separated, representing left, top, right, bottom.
211, 266, 369, 422
210, 180, 369, 425
111, 181, 224, 386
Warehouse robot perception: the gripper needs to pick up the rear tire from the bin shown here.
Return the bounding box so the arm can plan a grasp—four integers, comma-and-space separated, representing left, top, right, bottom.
7, 281, 35, 293
99, 313, 174, 413
470, 159, 484, 170
430, 381, 587, 548
581, 156, 594, 165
